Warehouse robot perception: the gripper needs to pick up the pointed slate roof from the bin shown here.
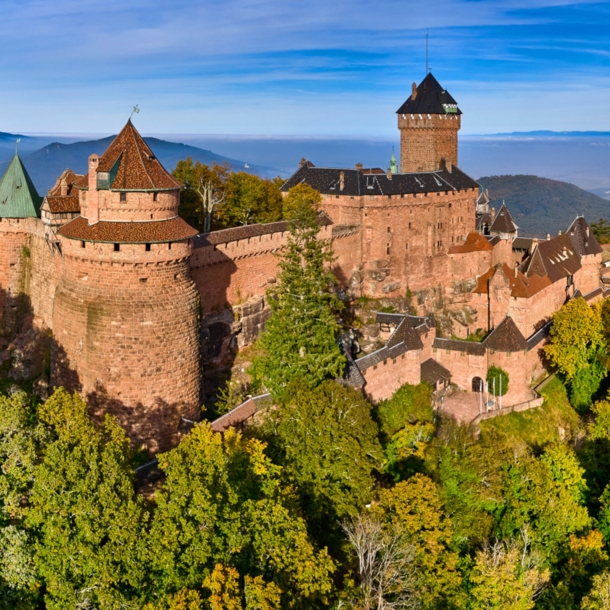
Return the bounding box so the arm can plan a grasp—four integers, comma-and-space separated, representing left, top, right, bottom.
0, 153, 42, 218
566, 216, 603, 257
484, 316, 528, 352
490, 203, 517, 234
95, 120, 182, 191
520, 233, 581, 283
396, 73, 461, 115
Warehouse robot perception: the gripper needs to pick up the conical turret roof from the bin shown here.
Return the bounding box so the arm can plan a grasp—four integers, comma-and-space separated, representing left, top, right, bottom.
396, 73, 461, 115
0, 153, 42, 218
95, 120, 182, 191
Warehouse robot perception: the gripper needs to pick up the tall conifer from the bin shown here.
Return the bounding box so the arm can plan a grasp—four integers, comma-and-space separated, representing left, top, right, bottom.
251, 184, 345, 400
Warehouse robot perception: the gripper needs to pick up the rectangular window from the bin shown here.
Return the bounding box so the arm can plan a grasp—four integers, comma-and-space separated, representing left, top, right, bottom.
114, 243, 120, 252
120, 192, 127, 202
408, 222, 412, 229
153, 192, 158, 201
145, 243, 151, 252
437, 240, 443, 248
387, 227, 391, 233
405, 242, 409, 249
386, 244, 391, 255
437, 223, 443, 229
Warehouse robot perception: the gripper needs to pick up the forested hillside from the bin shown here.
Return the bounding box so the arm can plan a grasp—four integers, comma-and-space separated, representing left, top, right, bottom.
477, 174, 610, 236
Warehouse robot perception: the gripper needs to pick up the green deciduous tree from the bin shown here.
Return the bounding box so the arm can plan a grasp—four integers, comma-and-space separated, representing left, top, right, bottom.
173, 158, 230, 233
487, 365, 509, 397
250, 185, 345, 400
545, 298, 605, 381
217, 172, 283, 227
469, 534, 550, 610
374, 474, 463, 608
582, 571, 610, 609
147, 422, 334, 609
27, 388, 147, 609
260, 381, 382, 537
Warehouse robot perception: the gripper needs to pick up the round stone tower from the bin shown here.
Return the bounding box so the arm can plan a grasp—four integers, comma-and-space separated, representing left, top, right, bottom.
396, 72, 461, 173
52, 121, 200, 452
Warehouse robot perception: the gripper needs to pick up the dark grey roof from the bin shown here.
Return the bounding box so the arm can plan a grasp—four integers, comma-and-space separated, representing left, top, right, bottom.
520, 233, 581, 283
584, 287, 603, 301
375, 312, 407, 324
566, 216, 603, 257
280, 162, 478, 197
526, 320, 551, 350
342, 352, 366, 388
396, 73, 461, 115
433, 337, 486, 356
490, 203, 517, 234
356, 316, 428, 372
513, 237, 534, 251
194, 212, 333, 248
421, 358, 451, 385
483, 316, 528, 352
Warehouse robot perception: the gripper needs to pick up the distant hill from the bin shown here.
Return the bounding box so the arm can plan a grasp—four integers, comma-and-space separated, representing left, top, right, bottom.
0, 136, 284, 195
477, 175, 610, 237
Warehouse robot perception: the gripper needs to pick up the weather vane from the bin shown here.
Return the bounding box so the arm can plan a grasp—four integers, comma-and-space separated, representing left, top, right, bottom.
130, 105, 141, 120
15, 138, 20, 154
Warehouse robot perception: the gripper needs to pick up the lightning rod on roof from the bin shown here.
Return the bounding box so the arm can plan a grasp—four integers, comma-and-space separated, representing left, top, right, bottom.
130, 105, 141, 120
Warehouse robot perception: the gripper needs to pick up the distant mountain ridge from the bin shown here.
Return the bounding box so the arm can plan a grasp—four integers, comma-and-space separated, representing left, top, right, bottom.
470, 130, 610, 138
477, 174, 610, 237
0, 134, 284, 195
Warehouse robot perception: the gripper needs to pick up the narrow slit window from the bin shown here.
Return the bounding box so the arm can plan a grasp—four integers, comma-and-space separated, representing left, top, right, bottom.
114, 243, 120, 252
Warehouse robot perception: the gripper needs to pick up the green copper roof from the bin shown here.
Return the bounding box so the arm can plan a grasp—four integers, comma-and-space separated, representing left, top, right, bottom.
390, 148, 398, 174
0, 153, 42, 218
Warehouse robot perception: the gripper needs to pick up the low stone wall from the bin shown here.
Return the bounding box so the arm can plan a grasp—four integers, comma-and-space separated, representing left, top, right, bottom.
470, 395, 544, 425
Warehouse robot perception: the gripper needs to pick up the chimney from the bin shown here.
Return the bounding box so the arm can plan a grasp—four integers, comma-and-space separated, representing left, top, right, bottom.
60, 178, 68, 197
411, 82, 417, 101
339, 171, 345, 191
299, 157, 307, 168
387, 168, 392, 180
87, 154, 99, 225
355, 163, 363, 171
491, 207, 496, 222
547, 233, 550, 240
558, 230, 562, 235
530, 237, 538, 253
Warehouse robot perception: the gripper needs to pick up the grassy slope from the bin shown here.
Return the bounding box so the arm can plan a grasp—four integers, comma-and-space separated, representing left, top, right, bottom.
479, 377, 582, 448
477, 174, 610, 237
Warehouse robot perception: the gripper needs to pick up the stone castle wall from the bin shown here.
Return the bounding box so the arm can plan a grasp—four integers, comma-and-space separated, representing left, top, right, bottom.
320, 187, 478, 297
51, 237, 200, 452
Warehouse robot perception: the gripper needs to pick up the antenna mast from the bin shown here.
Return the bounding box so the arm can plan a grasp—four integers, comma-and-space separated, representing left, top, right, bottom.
426, 29, 429, 74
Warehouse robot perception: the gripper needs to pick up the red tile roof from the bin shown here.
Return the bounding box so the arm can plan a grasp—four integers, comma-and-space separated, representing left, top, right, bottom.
96, 121, 182, 191
475, 263, 551, 298
45, 196, 80, 214
59, 216, 197, 243
448, 231, 493, 254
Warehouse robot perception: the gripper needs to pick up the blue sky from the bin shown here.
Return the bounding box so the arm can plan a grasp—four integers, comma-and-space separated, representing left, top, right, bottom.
1, 0, 609, 136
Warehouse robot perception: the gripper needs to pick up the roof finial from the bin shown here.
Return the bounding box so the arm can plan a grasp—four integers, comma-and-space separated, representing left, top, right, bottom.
15, 138, 20, 155
129, 105, 141, 121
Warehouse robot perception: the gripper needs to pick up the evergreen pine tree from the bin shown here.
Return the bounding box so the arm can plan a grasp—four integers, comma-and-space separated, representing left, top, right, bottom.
251, 184, 345, 400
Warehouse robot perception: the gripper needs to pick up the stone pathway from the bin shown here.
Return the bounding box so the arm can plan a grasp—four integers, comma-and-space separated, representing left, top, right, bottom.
438, 391, 497, 424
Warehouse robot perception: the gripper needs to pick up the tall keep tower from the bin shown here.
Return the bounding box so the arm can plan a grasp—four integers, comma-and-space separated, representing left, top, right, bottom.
52, 121, 200, 452
396, 73, 461, 173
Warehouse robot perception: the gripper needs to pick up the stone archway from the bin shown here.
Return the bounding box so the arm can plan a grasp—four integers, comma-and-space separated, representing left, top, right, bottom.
472, 376, 484, 393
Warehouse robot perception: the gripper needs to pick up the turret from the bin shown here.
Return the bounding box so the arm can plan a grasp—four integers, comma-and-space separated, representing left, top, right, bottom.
52, 121, 200, 452
396, 73, 461, 173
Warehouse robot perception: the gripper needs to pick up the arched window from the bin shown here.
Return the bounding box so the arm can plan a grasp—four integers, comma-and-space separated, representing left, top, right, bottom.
472, 376, 483, 392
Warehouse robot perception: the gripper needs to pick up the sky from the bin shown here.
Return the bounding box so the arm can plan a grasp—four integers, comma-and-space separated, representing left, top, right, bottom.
1, 0, 609, 136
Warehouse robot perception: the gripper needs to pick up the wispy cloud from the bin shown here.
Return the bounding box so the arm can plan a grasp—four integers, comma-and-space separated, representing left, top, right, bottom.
0, 0, 608, 134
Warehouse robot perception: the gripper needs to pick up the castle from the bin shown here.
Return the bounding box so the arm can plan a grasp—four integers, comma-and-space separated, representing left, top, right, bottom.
0, 73, 606, 450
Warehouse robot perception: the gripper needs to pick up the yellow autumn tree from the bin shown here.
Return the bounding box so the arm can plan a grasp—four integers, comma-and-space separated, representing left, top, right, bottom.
545, 297, 604, 380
